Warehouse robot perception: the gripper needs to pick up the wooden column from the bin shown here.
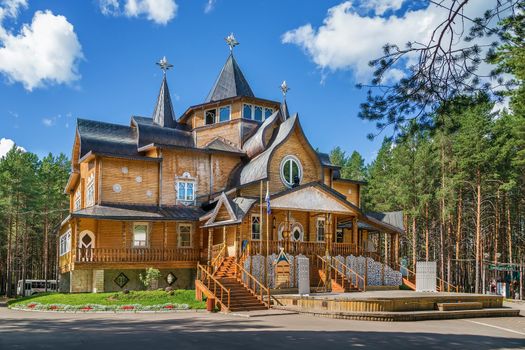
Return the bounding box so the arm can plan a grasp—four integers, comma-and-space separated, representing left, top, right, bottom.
163, 222, 168, 248
384, 233, 388, 265
352, 217, 358, 253
207, 228, 213, 265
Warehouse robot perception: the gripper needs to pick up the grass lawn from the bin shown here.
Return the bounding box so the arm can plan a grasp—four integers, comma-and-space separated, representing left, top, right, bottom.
8, 290, 205, 309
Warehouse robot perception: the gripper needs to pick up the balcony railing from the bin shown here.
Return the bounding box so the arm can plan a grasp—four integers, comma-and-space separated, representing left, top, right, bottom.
247, 240, 364, 258
76, 247, 200, 263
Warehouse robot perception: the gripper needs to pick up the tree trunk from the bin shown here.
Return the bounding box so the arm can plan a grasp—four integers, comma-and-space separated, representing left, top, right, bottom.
412, 216, 417, 269
425, 203, 429, 262
456, 189, 462, 287
475, 168, 482, 294
507, 193, 513, 264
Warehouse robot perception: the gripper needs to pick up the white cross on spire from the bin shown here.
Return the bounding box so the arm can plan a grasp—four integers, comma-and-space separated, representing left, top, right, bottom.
156, 56, 173, 75
225, 33, 239, 52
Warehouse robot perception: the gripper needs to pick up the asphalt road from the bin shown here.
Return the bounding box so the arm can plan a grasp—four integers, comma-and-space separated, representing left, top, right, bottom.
1, 305, 525, 350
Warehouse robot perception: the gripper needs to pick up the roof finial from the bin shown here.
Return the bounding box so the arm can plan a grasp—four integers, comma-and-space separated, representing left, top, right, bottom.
225, 33, 239, 53
156, 56, 173, 76
280, 80, 290, 98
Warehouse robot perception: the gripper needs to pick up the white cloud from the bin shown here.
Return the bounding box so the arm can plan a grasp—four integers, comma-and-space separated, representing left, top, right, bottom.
42, 117, 55, 127
99, 0, 177, 25
204, 0, 216, 14
0, 137, 24, 158
0, 3, 83, 91
360, 0, 404, 15
282, 1, 496, 84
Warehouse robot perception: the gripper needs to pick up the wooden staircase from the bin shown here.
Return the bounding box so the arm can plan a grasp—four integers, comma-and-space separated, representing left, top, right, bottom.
316, 255, 363, 293
197, 257, 269, 312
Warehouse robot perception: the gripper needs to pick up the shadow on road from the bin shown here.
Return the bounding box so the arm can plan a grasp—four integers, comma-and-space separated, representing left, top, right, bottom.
0, 313, 523, 350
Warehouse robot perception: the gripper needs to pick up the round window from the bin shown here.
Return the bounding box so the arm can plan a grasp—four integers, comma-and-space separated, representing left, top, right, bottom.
277, 222, 303, 242
280, 155, 302, 188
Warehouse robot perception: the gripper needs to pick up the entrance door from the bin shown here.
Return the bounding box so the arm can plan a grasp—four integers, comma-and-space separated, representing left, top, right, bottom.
226, 227, 236, 257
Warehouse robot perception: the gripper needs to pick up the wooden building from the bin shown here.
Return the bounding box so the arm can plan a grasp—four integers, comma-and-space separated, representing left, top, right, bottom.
58, 37, 403, 300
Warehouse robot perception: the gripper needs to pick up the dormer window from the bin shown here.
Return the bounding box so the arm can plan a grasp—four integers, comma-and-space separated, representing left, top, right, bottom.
205, 109, 216, 125
280, 155, 302, 188
242, 103, 273, 122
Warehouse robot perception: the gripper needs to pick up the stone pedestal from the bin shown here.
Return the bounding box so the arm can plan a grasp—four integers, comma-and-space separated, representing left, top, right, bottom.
93, 269, 104, 293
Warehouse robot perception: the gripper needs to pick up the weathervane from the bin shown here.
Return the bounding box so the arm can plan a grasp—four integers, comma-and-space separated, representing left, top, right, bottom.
280, 80, 290, 97
225, 33, 239, 52
156, 56, 173, 75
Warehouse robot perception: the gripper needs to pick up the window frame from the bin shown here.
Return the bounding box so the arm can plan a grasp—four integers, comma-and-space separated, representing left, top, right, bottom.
59, 230, 71, 256
74, 187, 82, 211
316, 217, 326, 242
205, 108, 217, 125
177, 223, 193, 248
177, 180, 195, 202
218, 105, 231, 123
242, 103, 253, 120
242, 104, 272, 122
251, 214, 261, 241
86, 173, 95, 207
132, 222, 149, 248
279, 155, 303, 188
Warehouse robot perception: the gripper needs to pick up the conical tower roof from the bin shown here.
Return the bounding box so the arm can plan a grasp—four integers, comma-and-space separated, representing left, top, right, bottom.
205, 54, 254, 103
152, 75, 176, 128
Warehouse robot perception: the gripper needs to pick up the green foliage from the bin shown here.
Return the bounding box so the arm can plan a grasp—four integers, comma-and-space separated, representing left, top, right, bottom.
329, 148, 367, 181
139, 268, 161, 290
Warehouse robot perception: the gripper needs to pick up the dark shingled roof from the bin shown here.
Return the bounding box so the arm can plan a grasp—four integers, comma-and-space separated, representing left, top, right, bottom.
77, 118, 138, 158
132, 118, 194, 149
366, 211, 404, 231
205, 54, 254, 103
318, 152, 339, 168
72, 203, 204, 221
242, 109, 282, 158
152, 76, 176, 128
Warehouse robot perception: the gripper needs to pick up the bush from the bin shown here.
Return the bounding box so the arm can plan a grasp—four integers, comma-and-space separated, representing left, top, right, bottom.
139, 268, 161, 290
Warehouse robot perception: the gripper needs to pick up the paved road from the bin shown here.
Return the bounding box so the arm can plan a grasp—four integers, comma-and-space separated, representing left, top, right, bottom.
1, 306, 524, 350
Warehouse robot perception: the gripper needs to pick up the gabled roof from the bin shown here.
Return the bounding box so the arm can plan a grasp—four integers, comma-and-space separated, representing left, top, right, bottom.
200, 193, 257, 228
205, 54, 254, 103
204, 137, 244, 154
317, 152, 339, 169
152, 76, 177, 128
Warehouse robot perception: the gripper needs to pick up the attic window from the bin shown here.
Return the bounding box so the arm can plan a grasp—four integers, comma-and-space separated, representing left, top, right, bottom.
254, 106, 263, 121
205, 109, 216, 125
280, 155, 302, 188
243, 104, 253, 119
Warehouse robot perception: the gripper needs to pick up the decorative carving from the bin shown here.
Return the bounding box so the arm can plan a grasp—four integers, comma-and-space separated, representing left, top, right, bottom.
135, 176, 142, 183
112, 184, 122, 193
114, 272, 129, 288
166, 272, 177, 286
121, 167, 128, 174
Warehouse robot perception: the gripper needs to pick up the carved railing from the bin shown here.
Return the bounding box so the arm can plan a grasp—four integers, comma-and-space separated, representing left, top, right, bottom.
234, 263, 271, 309
197, 263, 230, 312
76, 247, 199, 263
211, 243, 226, 273
331, 256, 366, 291
248, 240, 328, 256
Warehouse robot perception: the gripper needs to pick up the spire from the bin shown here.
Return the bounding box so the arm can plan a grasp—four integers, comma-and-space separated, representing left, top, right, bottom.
205, 33, 254, 103
280, 80, 290, 120
152, 57, 176, 128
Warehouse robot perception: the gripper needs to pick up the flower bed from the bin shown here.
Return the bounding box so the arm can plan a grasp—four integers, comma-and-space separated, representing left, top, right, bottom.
12, 302, 191, 312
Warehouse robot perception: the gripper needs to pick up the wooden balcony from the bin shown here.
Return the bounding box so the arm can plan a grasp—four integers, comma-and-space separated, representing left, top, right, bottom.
75, 247, 200, 269
247, 240, 361, 257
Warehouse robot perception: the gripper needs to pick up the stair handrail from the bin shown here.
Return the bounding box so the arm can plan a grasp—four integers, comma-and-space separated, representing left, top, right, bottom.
436, 276, 459, 293
197, 263, 231, 312
234, 263, 271, 309
331, 257, 366, 292
211, 243, 227, 273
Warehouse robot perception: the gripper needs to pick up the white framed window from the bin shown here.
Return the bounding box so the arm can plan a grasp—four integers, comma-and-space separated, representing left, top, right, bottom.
219, 106, 231, 122
280, 155, 302, 188
242, 104, 253, 119
177, 181, 195, 201
59, 230, 71, 256
176, 172, 196, 204
251, 214, 261, 240
242, 104, 272, 122
254, 106, 263, 121
74, 187, 81, 211
205, 109, 216, 125
264, 107, 273, 119
133, 223, 148, 247
86, 173, 95, 207
316, 218, 325, 242
177, 223, 192, 248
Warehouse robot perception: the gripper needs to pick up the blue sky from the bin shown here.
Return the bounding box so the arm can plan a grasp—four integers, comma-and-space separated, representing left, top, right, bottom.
0, 0, 472, 163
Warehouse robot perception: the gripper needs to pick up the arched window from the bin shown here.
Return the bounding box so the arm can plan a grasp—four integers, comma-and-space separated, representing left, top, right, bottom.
280, 155, 302, 188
